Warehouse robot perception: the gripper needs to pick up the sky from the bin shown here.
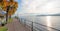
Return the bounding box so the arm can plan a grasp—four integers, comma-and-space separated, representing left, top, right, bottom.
14, 0, 21, 15
15, 0, 60, 16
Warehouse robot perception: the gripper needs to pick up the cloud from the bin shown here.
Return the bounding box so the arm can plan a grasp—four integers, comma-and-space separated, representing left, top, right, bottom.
14, 0, 18, 1
19, 0, 60, 14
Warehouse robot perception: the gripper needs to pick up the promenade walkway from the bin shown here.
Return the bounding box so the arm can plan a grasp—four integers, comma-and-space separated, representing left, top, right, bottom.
5, 18, 31, 31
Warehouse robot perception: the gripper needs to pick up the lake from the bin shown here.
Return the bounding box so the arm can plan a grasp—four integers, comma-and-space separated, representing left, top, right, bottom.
19, 16, 60, 31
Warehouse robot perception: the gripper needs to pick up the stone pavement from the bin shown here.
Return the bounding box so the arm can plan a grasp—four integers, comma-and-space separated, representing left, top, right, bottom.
5, 18, 31, 31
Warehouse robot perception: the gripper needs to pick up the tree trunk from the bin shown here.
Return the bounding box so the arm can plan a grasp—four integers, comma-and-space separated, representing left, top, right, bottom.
9, 15, 11, 18
6, 6, 10, 23
6, 9, 8, 23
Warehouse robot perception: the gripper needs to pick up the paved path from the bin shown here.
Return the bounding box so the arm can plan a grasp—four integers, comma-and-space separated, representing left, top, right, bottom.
5, 18, 31, 31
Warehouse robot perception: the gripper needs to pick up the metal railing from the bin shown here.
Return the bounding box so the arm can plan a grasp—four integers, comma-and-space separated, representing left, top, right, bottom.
19, 18, 60, 31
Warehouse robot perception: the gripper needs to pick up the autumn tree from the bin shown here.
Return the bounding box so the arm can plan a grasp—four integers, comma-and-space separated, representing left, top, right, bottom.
8, 0, 18, 16
0, 0, 18, 18
0, 0, 18, 22
2, 0, 18, 16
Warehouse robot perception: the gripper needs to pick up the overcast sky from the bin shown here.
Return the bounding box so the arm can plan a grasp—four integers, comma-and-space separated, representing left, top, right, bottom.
16, 0, 60, 15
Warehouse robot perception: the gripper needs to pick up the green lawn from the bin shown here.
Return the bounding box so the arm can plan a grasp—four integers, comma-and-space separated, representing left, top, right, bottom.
7, 18, 13, 23
0, 18, 13, 31
0, 27, 8, 31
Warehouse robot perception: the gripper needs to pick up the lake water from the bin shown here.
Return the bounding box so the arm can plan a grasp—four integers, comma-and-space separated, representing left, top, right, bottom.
19, 16, 60, 31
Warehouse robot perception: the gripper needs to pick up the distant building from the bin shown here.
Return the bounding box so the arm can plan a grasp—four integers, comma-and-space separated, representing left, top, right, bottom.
0, 8, 6, 20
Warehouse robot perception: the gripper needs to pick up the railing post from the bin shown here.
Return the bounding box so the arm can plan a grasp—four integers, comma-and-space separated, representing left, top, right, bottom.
20, 18, 22, 23
24, 19, 26, 26
31, 21, 33, 31
20, 18, 21, 23
18, 18, 20, 22
21, 18, 23, 24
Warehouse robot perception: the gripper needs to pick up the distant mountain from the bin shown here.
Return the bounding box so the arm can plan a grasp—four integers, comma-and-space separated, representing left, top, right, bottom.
36, 13, 60, 16
51, 14, 60, 16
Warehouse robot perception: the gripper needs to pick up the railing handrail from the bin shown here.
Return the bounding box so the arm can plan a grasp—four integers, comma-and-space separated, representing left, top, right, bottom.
19, 18, 60, 31
26, 20, 60, 31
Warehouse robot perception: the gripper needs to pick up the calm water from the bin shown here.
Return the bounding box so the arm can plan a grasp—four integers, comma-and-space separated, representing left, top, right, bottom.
19, 16, 60, 31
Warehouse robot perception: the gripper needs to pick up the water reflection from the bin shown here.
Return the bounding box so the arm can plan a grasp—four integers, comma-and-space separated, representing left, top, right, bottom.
46, 16, 52, 31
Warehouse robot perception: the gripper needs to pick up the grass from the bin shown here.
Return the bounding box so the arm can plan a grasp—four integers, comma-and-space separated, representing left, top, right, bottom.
7, 18, 13, 23
0, 18, 13, 31
0, 27, 8, 31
